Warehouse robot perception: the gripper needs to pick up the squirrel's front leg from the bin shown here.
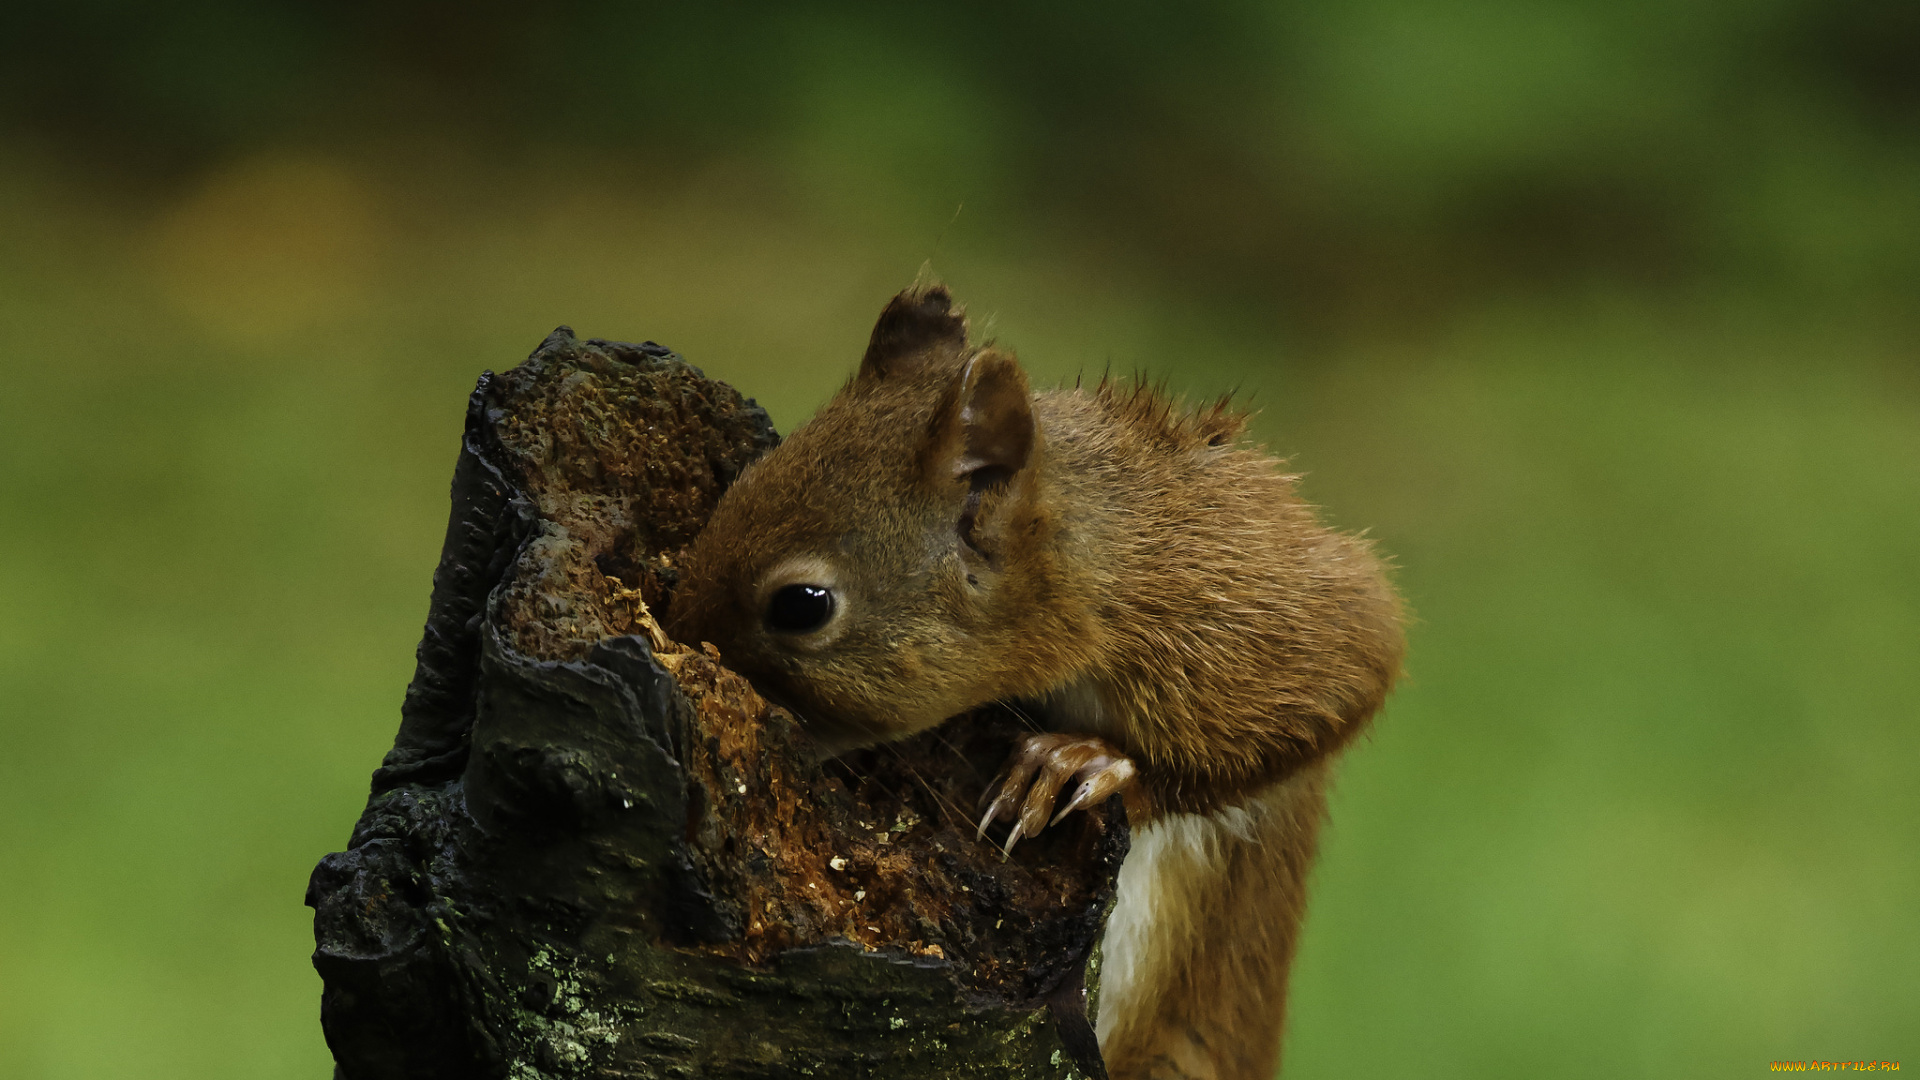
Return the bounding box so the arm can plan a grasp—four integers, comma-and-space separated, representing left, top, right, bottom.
977, 733, 1140, 853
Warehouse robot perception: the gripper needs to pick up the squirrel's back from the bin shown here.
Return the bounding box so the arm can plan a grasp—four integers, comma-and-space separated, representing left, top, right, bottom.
1032, 382, 1404, 815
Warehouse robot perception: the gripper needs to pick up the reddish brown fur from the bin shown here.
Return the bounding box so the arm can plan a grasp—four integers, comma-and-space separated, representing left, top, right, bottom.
669, 285, 1405, 1079
1094, 767, 1329, 1080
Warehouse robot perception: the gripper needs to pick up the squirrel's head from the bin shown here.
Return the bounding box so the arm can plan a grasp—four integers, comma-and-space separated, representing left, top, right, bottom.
668, 284, 1061, 752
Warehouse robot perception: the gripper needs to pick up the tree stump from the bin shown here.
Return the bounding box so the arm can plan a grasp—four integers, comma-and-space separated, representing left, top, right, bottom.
307, 329, 1129, 1079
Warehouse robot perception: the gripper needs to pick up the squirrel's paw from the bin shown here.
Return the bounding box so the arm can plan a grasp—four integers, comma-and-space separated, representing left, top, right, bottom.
976, 733, 1137, 854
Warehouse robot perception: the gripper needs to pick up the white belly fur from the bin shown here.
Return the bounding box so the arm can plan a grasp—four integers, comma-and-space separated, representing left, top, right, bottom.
1093, 764, 1327, 1069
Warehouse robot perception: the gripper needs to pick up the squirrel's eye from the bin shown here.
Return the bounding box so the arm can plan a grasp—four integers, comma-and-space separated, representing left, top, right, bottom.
765, 584, 835, 634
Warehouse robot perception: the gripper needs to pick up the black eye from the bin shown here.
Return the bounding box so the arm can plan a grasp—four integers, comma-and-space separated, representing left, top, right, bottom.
766, 584, 835, 633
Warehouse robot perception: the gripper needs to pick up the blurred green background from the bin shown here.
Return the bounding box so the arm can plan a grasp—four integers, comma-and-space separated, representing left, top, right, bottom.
1, 2, 1914, 1077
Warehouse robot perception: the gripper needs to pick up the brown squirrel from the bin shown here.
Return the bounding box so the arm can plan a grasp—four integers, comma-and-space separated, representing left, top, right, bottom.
668, 284, 1405, 1080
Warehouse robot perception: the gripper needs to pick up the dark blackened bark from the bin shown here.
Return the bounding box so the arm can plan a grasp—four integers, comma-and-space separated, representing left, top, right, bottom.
308, 330, 1127, 1080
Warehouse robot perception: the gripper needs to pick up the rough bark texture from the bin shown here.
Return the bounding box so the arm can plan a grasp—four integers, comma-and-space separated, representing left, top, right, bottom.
308, 330, 1128, 1080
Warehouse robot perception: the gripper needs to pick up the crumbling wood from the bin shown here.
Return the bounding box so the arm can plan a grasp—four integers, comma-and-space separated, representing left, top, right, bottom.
307, 329, 1128, 1079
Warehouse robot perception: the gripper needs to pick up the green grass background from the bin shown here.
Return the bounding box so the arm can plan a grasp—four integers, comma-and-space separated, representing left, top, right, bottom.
0, 4, 1915, 1076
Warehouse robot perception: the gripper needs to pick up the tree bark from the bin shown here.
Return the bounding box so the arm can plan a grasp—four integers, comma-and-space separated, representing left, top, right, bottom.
307, 329, 1128, 1080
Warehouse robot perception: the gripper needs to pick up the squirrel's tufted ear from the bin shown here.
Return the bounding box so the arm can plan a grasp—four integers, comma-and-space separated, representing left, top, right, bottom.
859, 285, 969, 381
952, 349, 1034, 483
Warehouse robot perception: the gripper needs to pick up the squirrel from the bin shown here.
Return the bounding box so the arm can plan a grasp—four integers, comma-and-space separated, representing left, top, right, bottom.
667, 284, 1405, 1080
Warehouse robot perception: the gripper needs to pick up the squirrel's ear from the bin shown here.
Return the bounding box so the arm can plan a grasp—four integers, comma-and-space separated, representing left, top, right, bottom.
953, 350, 1034, 482
859, 285, 969, 381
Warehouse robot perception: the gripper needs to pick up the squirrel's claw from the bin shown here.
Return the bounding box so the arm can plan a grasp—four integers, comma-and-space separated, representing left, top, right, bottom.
975, 804, 998, 841
978, 733, 1136, 853
1000, 819, 1027, 857
976, 750, 1046, 839
1050, 756, 1137, 828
